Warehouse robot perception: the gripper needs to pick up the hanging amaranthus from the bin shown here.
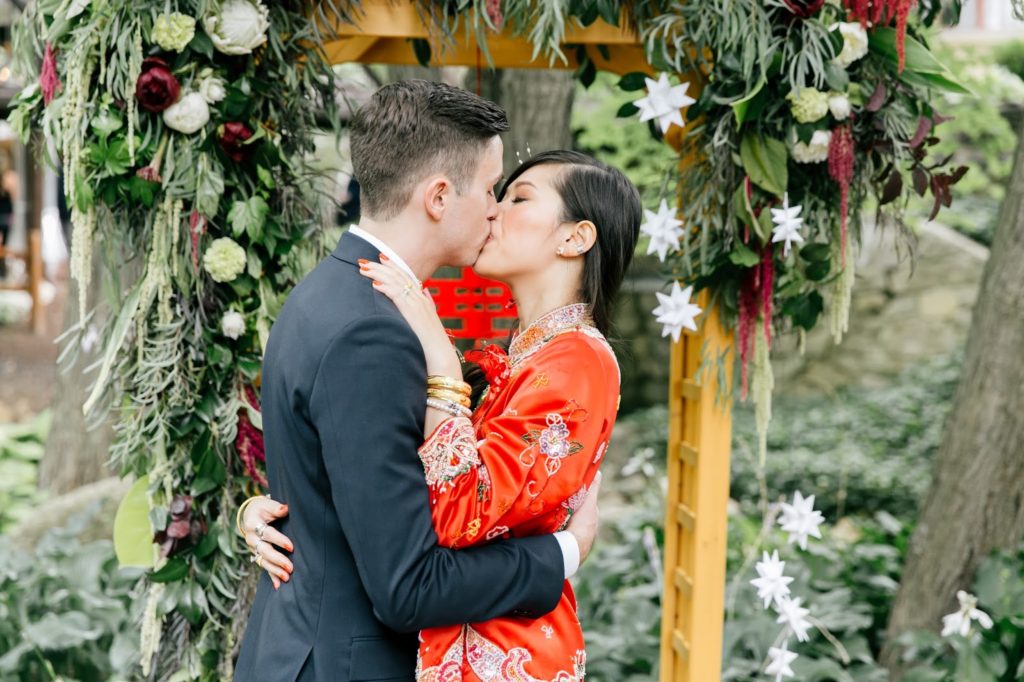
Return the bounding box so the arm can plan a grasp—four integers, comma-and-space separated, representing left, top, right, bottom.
843, 0, 917, 71
828, 123, 855, 265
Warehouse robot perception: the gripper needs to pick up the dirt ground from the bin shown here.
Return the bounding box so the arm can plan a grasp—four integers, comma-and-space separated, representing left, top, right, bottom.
0, 282, 65, 423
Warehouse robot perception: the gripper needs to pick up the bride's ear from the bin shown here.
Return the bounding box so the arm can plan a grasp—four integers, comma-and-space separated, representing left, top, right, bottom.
561, 220, 598, 257
423, 176, 452, 221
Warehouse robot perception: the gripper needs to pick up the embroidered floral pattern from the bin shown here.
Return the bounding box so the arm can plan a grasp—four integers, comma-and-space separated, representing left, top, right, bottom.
521, 414, 584, 476
418, 626, 585, 682
510, 304, 594, 366
418, 417, 481, 491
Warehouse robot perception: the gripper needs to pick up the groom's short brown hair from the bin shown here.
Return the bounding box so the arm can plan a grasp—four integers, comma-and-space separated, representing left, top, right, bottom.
350, 80, 509, 220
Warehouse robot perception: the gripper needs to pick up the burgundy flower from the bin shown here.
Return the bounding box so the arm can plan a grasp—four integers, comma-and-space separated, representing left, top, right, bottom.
189, 210, 207, 271
136, 166, 162, 183
154, 493, 201, 558
219, 122, 255, 162
135, 57, 180, 113
40, 43, 61, 106
782, 0, 826, 17
236, 386, 268, 487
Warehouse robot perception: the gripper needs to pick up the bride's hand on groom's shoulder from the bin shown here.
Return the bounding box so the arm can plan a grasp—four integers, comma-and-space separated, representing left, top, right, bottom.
358, 257, 461, 377
240, 496, 295, 590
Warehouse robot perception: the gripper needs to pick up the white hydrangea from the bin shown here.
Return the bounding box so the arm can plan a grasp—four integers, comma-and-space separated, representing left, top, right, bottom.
828, 92, 852, 120
791, 130, 832, 164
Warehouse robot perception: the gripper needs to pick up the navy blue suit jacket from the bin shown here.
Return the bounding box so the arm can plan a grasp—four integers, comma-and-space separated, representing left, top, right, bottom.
234, 232, 564, 681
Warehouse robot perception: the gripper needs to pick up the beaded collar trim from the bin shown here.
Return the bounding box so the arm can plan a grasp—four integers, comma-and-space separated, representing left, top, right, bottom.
509, 303, 595, 364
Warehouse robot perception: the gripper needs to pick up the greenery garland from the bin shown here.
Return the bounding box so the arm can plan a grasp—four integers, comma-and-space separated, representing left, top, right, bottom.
10, 0, 966, 678
12, 0, 352, 677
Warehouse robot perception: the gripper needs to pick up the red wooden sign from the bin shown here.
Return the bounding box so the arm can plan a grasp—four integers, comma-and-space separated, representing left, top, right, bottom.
424, 267, 517, 341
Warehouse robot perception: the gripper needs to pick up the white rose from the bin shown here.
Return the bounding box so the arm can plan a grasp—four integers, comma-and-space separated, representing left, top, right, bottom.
162, 93, 211, 134
832, 22, 869, 69
220, 311, 246, 339
203, 0, 270, 56
199, 75, 227, 104
828, 92, 851, 120
791, 130, 832, 164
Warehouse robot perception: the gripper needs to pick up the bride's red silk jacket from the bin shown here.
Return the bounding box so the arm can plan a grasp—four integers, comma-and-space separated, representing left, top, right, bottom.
415, 304, 620, 682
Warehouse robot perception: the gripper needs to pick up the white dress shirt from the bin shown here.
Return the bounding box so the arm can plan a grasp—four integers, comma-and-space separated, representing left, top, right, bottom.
345, 225, 581, 580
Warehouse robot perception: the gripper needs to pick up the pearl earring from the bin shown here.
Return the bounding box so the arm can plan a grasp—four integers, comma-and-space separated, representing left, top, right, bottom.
556, 246, 565, 256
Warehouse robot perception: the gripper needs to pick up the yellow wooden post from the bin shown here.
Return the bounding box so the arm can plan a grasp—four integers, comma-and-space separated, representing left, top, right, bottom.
659, 298, 733, 682
323, 6, 735, 680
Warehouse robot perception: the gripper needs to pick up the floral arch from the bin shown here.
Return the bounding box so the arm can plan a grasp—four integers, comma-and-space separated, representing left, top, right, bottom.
10, 0, 962, 679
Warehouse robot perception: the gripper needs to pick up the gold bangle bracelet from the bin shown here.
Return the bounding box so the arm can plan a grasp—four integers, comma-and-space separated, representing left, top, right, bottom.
426, 375, 471, 395
235, 495, 268, 537
426, 389, 471, 408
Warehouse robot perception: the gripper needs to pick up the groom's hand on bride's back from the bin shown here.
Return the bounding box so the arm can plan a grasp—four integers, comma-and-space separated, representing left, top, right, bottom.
566, 471, 602, 565
240, 496, 294, 590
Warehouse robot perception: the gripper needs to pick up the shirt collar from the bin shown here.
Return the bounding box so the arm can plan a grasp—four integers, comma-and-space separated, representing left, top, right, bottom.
348, 225, 420, 285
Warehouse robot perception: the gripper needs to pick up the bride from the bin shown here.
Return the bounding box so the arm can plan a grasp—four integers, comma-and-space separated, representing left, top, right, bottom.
243, 149, 641, 680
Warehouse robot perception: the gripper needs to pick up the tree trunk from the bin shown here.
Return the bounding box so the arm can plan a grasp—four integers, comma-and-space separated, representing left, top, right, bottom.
37, 233, 114, 494
470, 69, 577, 174
881, 124, 1024, 674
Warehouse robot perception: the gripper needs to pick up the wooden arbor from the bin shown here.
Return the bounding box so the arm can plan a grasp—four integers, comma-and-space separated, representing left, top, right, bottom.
324, 5, 734, 680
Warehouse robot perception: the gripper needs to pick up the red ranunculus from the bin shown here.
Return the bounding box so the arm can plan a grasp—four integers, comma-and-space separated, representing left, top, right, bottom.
135, 57, 180, 113
219, 121, 255, 162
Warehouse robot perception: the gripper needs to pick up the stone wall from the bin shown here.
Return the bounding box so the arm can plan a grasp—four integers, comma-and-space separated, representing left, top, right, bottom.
613, 221, 989, 412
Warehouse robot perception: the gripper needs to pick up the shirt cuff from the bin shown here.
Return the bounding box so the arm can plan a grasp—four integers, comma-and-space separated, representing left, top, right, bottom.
554, 531, 580, 579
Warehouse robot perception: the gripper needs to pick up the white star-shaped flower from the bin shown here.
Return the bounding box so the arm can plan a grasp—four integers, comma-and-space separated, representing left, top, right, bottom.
652, 281, 703, 343
778, 490, 825, 550
751, 550, 794, 609
634, 73, 696, 134
765, 642, 798, 682
941, 591, 994, 638
641, 199, 684, 262
775, 596, 813, 642
770, 192, 805, 257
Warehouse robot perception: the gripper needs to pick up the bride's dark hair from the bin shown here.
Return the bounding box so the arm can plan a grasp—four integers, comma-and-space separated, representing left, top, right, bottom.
498, 150, 642, 337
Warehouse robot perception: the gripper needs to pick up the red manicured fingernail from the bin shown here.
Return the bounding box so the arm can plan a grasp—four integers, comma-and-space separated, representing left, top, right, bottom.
358, 259, 369, 265
373, 281, 382, 286
279, 505, 287, 514
274, 582, 279, 591
282, 573, 290, 582
286, 544, 294, 552
379, 253, 389, 261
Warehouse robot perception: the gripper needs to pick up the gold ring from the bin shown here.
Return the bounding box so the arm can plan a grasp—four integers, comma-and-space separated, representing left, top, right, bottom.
401, 283, 415, 297
255, 554, 264, 568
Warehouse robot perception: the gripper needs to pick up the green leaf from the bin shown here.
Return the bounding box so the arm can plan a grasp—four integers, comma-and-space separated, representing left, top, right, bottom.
411, 38, 431, 67
22, 612, 104, 650
83, 283, 142, 416
618, 72, 650, 92
731, 77, 765, 127
728, 241, 761, 267
616, 101, 639, 118
783, 291, 824, 330
800, 243, 831, 262
195, 154, 224, 217
256, 165, 275, 189
128, 175, 158, 207
899, 69, 973, 95
150, 557, 189, 583
868, 28, 971, 94
824, 61, 850, 92
189, 29, 214, 60
739, 134, 788, 198
805, 260, 831, 281
113, 476, 156, 568
228, 196, 269, 241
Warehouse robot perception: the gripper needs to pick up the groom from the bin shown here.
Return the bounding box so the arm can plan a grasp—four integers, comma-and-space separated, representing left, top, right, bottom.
233, 80, 600, 681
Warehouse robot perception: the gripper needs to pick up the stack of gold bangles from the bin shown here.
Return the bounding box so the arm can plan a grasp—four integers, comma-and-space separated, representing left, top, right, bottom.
426, 375, 473, 419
